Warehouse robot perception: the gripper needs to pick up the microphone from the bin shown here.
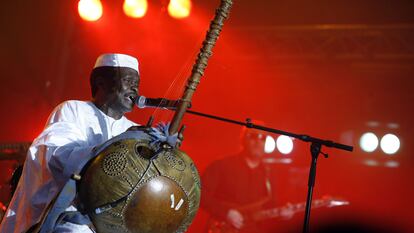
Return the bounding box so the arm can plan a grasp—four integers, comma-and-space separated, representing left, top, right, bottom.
134, 95, 184, 110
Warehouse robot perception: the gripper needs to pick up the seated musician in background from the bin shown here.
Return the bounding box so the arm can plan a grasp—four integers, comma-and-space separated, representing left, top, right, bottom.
0, 53, 140, 233
201, 122, 275, 233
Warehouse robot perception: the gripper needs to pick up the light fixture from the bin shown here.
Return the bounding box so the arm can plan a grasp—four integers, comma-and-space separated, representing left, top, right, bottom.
264, 135, 276, 154
380, 134, 400, 155
276, 135, 293, 155
167, 0, 192, 19
78, 0, 103, 21
359, 132, 379, 153
123, 0, 148, 18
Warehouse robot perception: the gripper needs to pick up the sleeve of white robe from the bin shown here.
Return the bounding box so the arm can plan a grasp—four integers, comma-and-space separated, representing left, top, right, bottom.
36, 101, 96, 185
0, 101, 97, 233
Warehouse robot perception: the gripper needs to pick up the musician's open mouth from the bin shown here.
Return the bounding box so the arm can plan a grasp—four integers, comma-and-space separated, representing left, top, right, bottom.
126, 94, 136, 104
126, 96, 133, 104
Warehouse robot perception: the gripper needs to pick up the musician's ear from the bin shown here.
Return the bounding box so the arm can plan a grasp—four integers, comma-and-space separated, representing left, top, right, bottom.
90, 67, 118, 97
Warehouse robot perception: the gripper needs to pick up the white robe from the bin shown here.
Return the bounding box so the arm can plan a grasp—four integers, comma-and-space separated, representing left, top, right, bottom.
0, 100, 136, 233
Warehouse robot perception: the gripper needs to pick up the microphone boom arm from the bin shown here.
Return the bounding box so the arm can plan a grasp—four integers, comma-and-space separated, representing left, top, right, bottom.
183, 109, 353, 152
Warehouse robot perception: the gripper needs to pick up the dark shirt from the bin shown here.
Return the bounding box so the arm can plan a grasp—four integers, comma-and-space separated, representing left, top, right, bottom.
201, 151, 272, 221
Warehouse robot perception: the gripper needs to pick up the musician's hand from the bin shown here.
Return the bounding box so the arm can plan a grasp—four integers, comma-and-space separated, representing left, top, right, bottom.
149, 122, 180, 147
226, 209, 244, 229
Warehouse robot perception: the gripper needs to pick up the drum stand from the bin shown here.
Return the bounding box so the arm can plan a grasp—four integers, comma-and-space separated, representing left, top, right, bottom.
179, 109, 354, 233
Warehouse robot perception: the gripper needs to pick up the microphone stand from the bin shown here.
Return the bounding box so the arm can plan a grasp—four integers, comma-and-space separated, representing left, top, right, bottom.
182, 109, 353, 233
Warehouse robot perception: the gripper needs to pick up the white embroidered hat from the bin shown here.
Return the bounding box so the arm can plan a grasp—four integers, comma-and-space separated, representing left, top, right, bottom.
94, 53, 139, 74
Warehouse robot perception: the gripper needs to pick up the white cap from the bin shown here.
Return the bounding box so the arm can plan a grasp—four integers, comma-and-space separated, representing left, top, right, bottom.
94, 53, 139, 74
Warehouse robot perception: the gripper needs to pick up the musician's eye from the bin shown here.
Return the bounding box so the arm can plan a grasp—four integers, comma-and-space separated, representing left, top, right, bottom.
122, 77, 138, 86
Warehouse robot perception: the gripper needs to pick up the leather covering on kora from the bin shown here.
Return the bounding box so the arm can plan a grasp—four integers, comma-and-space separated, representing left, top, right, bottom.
77, 127, 201, 233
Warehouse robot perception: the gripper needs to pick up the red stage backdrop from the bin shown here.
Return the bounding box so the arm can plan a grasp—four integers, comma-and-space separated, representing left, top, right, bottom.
0, 0, 413, 232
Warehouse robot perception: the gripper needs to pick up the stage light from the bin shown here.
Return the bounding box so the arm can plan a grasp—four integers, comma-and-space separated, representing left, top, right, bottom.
380, 134, 400, 155
168, 0, 191, 19
264, 135, 276, 154
78, 0, 103, 21
123, 0, 148, 18
359, 132, 378, 153
276, 135, 293, 155
363, 159, 379, 167
384, 160, 399, 168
